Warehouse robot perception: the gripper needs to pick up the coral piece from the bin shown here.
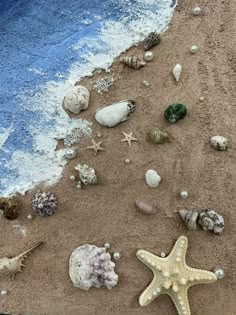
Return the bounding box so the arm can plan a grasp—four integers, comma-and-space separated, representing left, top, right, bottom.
198, 209, 224, 234
143, 32, 161, 50
120, 56, 146, 70
120, 131, 138, 147
95, 100, 135, 128
210, 136, 228, 151
145, 170, 161, 188
0, 242, 43, 279
32, 191, 58, 217
63, 85, 90, 114
136, 236, 217, 315
0, 197, 18, 220
86, 139, 105, 156
69, 244, 118, 290
64, 128, 84, 148
135, 200, 157, 215
74, 164, 97, 185
178, 209, 199, 231
148, 127, 169, 144
93, 76, 114, 94
164, 103, 187, 123
172, 64, 182, 82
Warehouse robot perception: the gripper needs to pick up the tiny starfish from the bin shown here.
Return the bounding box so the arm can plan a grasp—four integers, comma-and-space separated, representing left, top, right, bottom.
136, 236, 217, 315
86, 139, 105, 156
120, 132, 138, 147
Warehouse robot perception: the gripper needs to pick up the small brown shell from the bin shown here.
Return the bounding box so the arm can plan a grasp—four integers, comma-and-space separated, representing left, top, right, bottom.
120, 56, 146, 70
135, 200, 157, 215
148, 127, 169, 144
0, 197, 18, 220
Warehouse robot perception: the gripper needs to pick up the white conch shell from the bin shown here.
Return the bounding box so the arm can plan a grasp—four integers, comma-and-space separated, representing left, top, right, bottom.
63, 85, 90, 114
120, 56, 146, 70
95, 100, 135, 128
172, 64, 182, 82
145, 170, 161, 188
74, 164, 97, 185
0, 242, 43, 279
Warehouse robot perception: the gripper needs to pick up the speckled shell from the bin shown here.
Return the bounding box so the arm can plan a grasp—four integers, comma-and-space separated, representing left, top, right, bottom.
145, 170, 161, 188
164, 103, 187, 123
63, 85, 90, 114
148, 127, 169, 144
74, 164, 97, 185
210, 136, 228, 151
143, 32, 161, 50
198, 208, 224, 234
172, 64, 182, 82
135, 200, 158, 215
179, 209, 199, 231
120, 56, 146, 70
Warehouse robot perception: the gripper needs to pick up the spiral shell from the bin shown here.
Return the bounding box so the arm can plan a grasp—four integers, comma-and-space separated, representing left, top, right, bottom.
135, 200, 157, 215
172, 64, 182, 82
145, 170, 161, 188
148, 127, 169, 144
120, 56, 146, 70
198, 208, 224, 234
178, 209, 199, 231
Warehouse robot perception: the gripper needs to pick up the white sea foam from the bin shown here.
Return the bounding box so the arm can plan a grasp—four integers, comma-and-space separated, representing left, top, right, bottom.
0, 126, 14, 150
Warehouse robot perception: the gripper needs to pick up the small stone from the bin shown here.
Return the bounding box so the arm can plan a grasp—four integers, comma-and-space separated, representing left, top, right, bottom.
210, 136, 228, 151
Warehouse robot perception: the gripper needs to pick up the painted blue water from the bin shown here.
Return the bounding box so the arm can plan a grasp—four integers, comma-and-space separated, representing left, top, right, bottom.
0, 0, 176, 195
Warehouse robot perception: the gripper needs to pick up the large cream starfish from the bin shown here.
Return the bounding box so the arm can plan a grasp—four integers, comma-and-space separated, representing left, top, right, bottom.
120, 132, 138, 147
86, 139, 105, 156
136, 236, 217, 315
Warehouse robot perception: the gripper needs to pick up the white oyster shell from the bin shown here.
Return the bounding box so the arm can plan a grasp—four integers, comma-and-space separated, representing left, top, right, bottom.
145, 169, 161, 188
95, 100, 135, 127
63, 85, 90, 114
172, 64, 182, 82
74, 164, 97, 185
69, 244, 118, 290
210, 135, 228, 151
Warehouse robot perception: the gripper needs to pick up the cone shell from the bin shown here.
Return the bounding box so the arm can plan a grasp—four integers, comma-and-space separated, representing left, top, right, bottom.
120, 56, 146, 70
179, 209, 199, 231
148, 127, 169, 144
145, 170, 161, 188
143, 32, 161, 50
135, 200, 158, 215
172, 64, 182, 82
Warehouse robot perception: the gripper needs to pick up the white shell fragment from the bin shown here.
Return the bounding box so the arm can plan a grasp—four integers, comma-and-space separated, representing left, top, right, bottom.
179, 209, 199, 231
210, 135, 228, 151
74, 164, 97, 186
198, 208, 225, 234
95, 100, 135, 128
145, 170, 161, 188
69, 244, 118, 290
120, 56, 146, 70
172, 64, 182, 82
63, 85, 90, 114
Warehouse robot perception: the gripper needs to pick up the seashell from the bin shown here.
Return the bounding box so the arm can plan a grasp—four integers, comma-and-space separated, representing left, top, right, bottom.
74, 164, 97, 185
198, 208, 224, 234
120, 56, 146, 70
172, 64, 182, 82
210, 136, 228, 151
143, 32, 161, 50
63, 85, 90, 114
148, 127, 169, 144
69, 244, 118, 290
164, 103, 187, 123
95, 100, 135, 128
135, 200, 157, 215
178, 209, 199, 231
32, 191, 58, 217
0, 197, 18, 220
145, 170, 161, 188
0, 242, 43, 279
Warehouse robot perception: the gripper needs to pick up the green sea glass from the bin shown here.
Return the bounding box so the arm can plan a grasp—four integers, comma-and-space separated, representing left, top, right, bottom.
164, 103, 187, 123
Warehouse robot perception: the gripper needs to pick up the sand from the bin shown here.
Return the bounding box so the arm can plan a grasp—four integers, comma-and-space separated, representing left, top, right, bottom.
1, 0, 236, 314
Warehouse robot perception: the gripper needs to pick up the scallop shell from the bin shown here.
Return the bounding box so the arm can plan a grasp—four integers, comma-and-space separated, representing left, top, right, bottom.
120, 56, 146, 70
172, 64, 182, 82
145, 170, 161, 188
148, 127, 169, 144
178, 209, 199, 231
135, 200, 157, 215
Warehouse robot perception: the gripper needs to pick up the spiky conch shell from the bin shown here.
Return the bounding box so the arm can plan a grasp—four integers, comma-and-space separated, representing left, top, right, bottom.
145, 170, 161, 188
172, 64, 182, 82
143, 32, 161, 50
178, 209, 199, 231
120, 56, 146, 70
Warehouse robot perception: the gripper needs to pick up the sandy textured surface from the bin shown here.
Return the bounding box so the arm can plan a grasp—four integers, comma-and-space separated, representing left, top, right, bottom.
1, 0, 236, 314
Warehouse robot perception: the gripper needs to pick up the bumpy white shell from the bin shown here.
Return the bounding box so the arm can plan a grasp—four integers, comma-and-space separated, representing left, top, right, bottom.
95, 100, 135, 128
63, 85, 90, 114
74, 164, 97, 185
172, 64, 182, 82
69, 244, 118, 290
145, 170, 161, 188
210, 135, 228, 151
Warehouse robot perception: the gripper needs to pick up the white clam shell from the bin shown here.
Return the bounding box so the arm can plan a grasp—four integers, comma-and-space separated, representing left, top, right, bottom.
95, 100, 135, 128
172, 64, 182, 82
145, 170, 161, 188
63, 85, 90, 114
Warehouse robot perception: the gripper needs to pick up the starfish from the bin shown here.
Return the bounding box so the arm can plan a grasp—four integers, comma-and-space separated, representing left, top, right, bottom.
136, 236, 217, 315
86, 139, 105, 156
120, 132, 138, 147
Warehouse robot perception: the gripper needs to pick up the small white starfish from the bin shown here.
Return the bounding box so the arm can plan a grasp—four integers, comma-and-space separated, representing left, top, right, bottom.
120, 132, 138, 147
86, 139, 105, 156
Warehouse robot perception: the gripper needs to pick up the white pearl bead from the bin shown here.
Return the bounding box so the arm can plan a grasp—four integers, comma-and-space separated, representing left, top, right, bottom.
190, 45, 199, 54
144, 51, 154, 62
180, 191, 189, 199
214, 266, 225, 279
70, 175, 76, 181
65, 148, 77, 159
113, 252, 121, 260
143, 80, 150, 87
125, 159, 131, 164
104, 243, 110, 249
27, 213, 34, 220
199, 96, 205, 102
0, 289, 8, 295
192, 7, 201, 15
76, 181, 82, 190
160, 252, 166, 258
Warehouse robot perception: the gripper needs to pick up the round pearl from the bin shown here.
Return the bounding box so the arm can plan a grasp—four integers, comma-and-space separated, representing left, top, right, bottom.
192, 7, 201, 15
125, 159, 131, 164
113, 252, 121, 260
180, 191, 189, 199
76, 182, 82, 190
143, 80, 150, 87
104, 243, 110, 250
190, 45, 199, 54
65, 148, 77, 159
0, 289, 8, 295
160, 252, 166, 258
27, 213, 34, 220
70, 175, 76, 181
199, 96, 205, 102
214, 266, 225, 279
144, 51, 154, 62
